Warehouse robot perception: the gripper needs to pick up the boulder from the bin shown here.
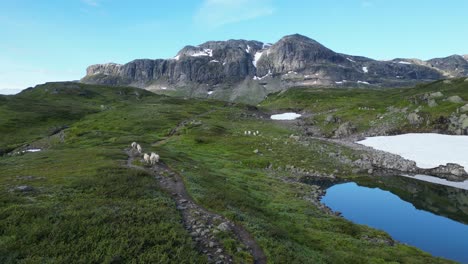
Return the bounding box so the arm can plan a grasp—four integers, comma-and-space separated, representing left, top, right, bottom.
447, 95, 464, 103
428, 99, 438, 107
424, 163, 468, 182
217, 222, 230, 232
325, 114, 337, 124
449, 114, 468, 135
428, 92, 444, 99
460, 104, 468, 113
407, 112, 422, 125
334, 122, 357, 138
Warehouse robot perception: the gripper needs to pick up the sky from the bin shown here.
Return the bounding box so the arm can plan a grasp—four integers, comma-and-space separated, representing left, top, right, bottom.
1, 0, 467, 94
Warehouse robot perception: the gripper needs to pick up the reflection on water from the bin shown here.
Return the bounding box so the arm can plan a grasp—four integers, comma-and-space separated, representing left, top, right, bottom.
321, 180, 468, 263
400, 174, 468, 191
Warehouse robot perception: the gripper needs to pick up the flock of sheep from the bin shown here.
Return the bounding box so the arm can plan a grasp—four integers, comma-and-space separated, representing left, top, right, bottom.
244, 130, 260, 136
131, 142, 159, 165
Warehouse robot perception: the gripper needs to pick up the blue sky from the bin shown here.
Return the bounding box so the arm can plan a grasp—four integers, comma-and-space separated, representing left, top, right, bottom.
1, 0, 467, 94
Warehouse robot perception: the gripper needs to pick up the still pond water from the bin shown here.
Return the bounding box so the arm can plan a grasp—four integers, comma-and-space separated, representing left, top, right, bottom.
322, 181, 468, 263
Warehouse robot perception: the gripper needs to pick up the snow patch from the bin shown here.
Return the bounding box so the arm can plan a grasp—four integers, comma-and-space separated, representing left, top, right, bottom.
161, 87, 167, 90
245, 45, 251, 53
191, 49, 213, 57
25, 149, 42, 153
270, 112, 302, 120
253, 70, 272, 80
263, 43, 272, 49
358, 133, 468, 169
400, 174, 468, 191
357, 81, 370, 85
173, 55, 180, 61
210, 60, 220, 63
362, 66, 368, 73
398, 61, 412, 65
207, 91, 213, 95
253, 51, 264, 67
347, 58, 356, 63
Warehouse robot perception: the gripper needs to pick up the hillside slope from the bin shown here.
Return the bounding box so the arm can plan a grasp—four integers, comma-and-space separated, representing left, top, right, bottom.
0, 82, 453, 263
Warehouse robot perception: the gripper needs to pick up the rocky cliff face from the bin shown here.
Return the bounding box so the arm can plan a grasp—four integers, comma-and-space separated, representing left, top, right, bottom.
81, 34, 467, 103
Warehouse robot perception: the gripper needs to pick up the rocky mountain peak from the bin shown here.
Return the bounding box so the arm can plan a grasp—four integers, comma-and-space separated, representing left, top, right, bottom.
255, 33, 344, 76
81, 34, 467, 104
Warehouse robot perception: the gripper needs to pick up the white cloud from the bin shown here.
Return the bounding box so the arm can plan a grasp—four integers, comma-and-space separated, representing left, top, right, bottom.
194, 0, 274, 28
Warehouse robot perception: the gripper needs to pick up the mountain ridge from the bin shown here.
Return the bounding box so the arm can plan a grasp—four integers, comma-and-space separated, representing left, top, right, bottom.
81, 34, 468, 103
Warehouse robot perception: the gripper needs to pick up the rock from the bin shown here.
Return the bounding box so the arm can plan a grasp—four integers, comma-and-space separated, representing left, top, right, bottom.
428, 99, 438, 107
449, 114, 468, 135
325, 115, 337, 124
407, 112, 422, 125
209, 242, 215, 248
460, 104, 468, 113
217, 222, 230, 232
447, 95, 464, 103
443, 80, 452, 84
14, 185, 34, 192
333, 122, 357, 138
429, 92, 444, 99
423, 163, 468, 181
289, 134, 300, 141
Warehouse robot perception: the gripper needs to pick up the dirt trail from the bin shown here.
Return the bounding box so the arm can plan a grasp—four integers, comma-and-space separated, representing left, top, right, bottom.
125, 150, 267, 264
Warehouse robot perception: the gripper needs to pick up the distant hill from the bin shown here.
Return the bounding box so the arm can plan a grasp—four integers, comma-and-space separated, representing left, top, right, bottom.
81, 34, 468, 103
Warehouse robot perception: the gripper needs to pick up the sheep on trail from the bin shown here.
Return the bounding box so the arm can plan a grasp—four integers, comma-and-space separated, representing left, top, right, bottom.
150, 152, 160, 165
143, 153, 150, 164
136, 144, 142, 154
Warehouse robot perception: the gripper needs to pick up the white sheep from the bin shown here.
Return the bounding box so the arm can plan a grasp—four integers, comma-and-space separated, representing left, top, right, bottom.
131, 142, 137, 149
150, 152, 160, 165
143, 153, 150, 164
248, 131, 251, 135
136, 144, 142, 154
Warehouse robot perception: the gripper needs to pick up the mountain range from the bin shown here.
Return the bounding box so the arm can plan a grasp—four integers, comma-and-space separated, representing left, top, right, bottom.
81, 34, 468, 103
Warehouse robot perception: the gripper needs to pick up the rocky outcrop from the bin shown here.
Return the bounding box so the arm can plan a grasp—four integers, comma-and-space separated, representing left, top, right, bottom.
427, 55, 468, 77
81, 34, 467, 103
407, 112, 423, 125
449, 114, 468, 135
333, 122, 357, 138
422, 163, 468, 182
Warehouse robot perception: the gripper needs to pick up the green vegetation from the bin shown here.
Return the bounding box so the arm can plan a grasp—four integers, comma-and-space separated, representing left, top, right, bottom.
0, 81, 456, 263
